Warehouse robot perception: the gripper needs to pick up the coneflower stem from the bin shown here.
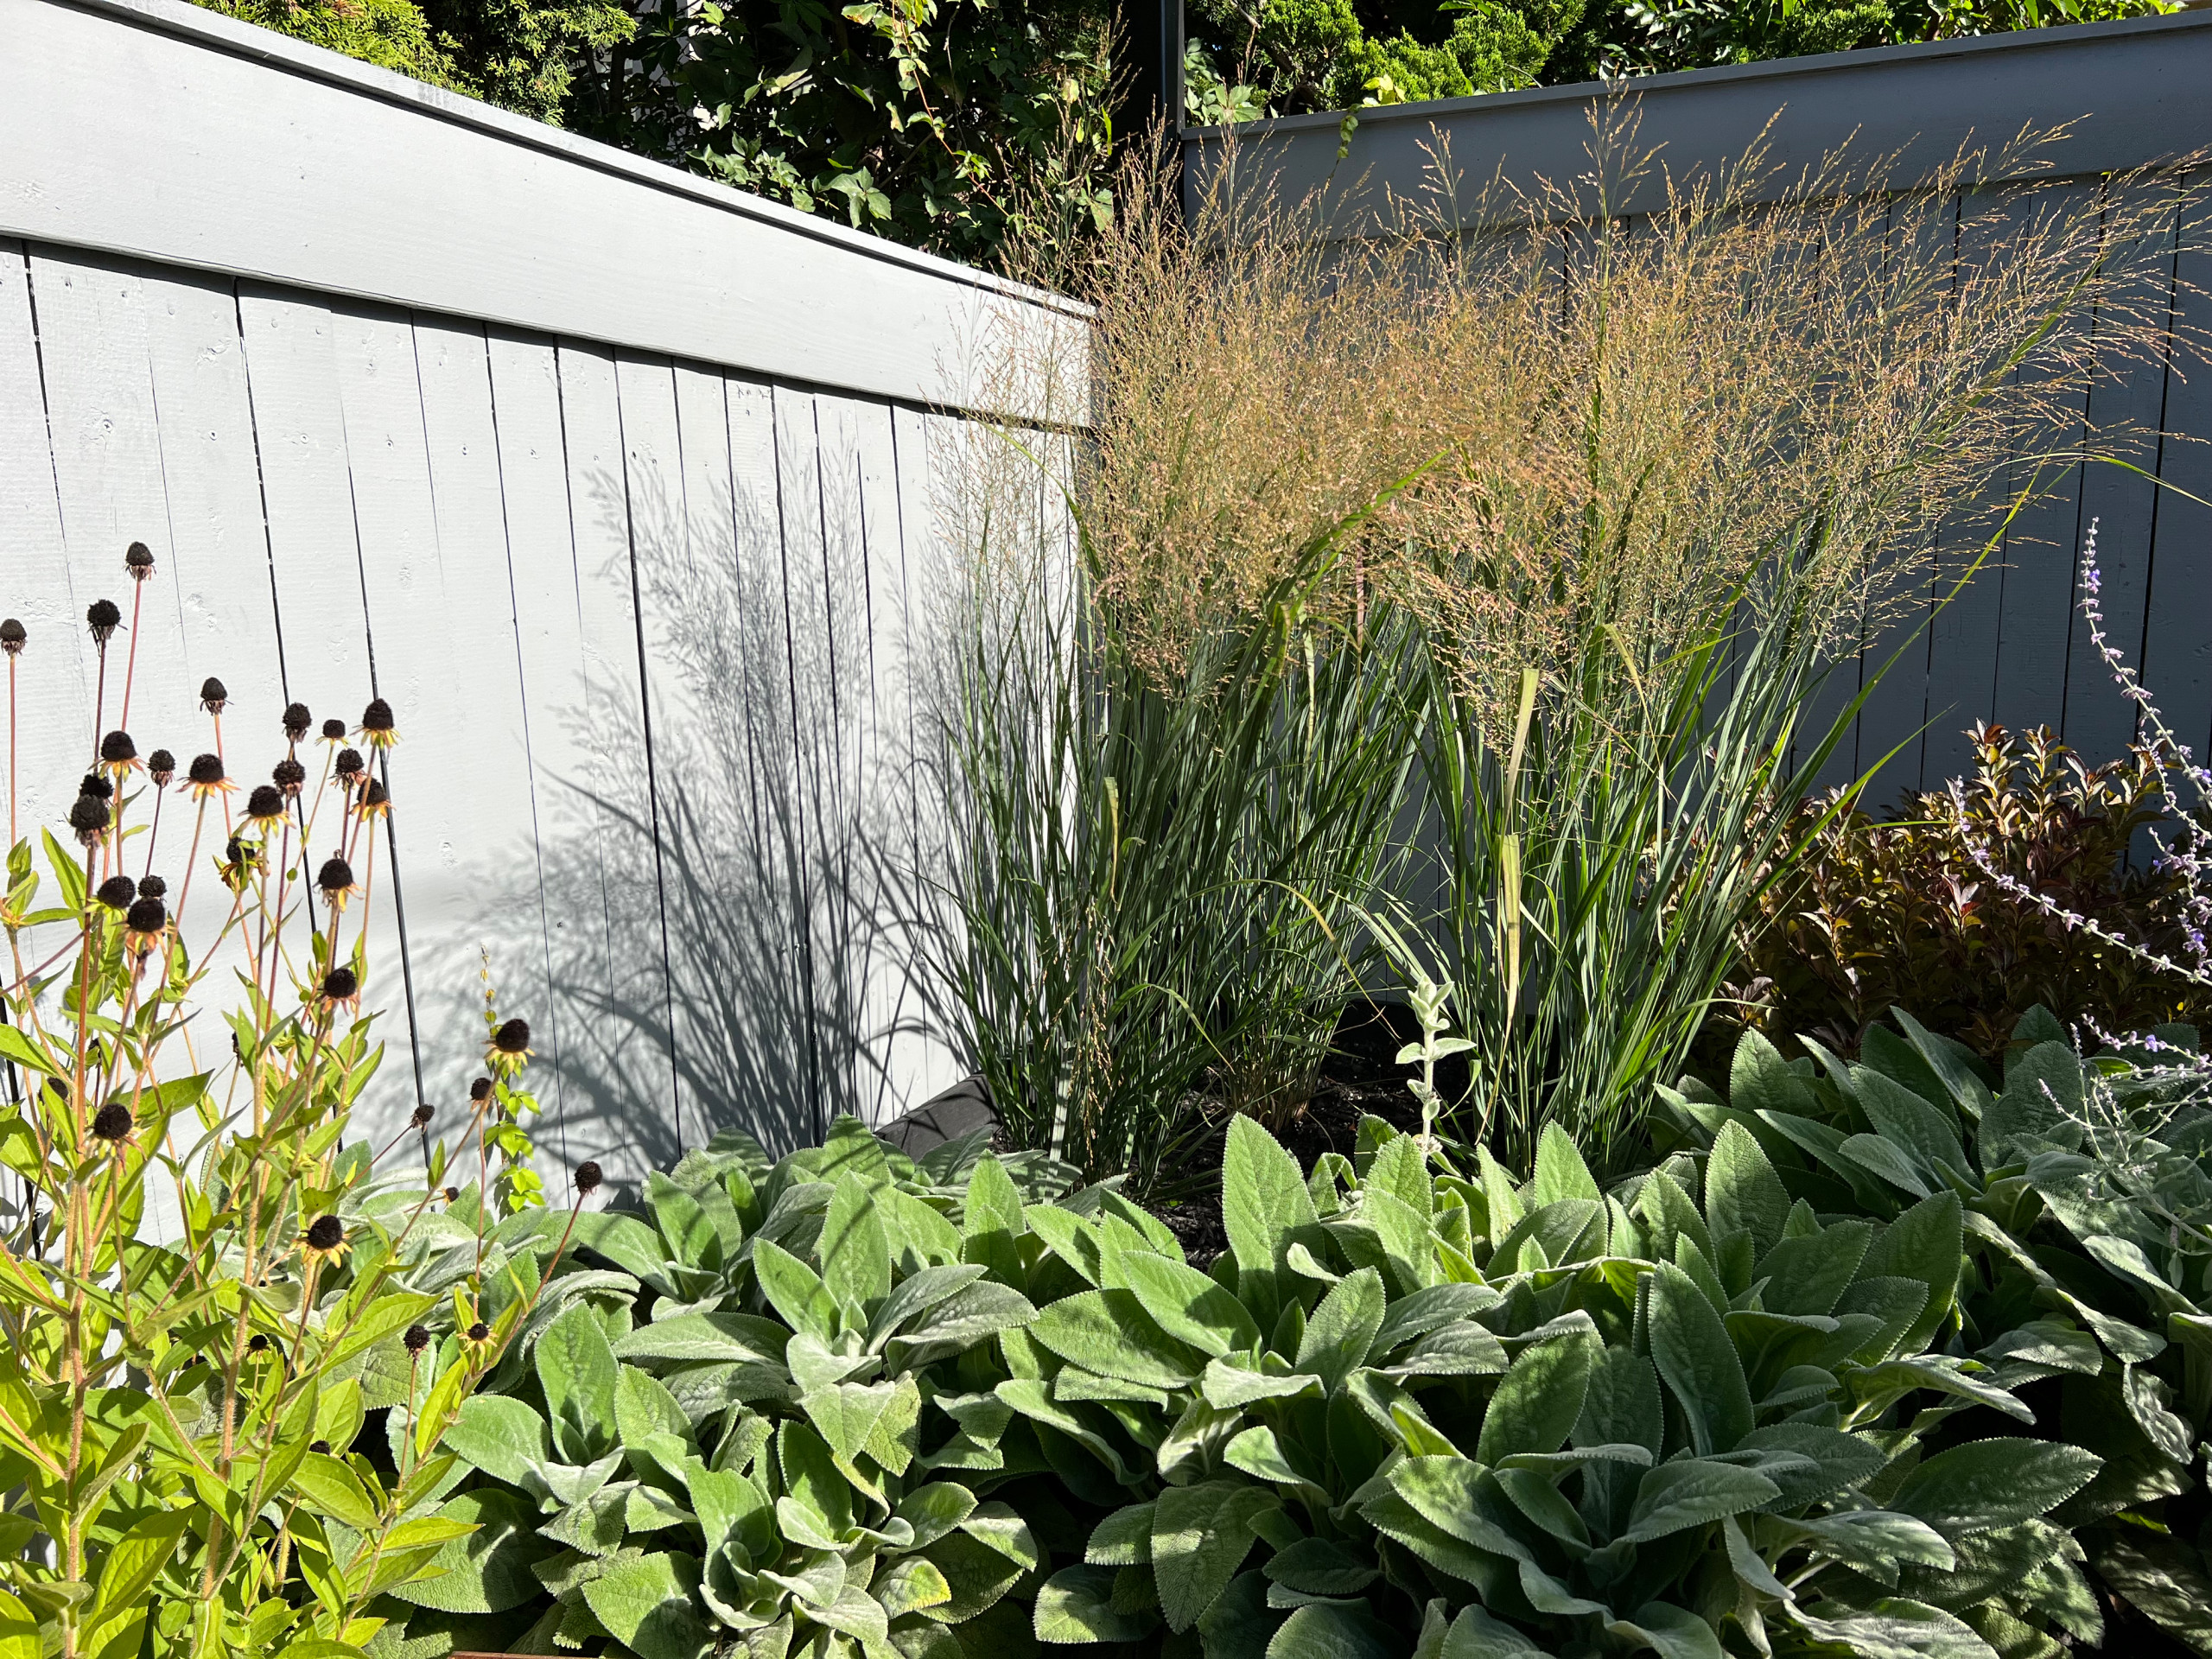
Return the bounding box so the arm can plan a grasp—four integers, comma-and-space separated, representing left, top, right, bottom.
175, 798, 211, 938
119, 586, 144, 733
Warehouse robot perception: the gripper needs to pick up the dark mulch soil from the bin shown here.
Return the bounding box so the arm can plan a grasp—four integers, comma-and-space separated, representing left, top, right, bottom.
1141, 1001, 1450, 1268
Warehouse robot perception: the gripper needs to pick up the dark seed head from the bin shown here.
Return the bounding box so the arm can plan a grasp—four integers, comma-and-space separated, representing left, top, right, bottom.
321, 966, 359, 1001
86, 600, 122, 645
360, 697, 395, 733
92, 1102, 133, 1141
199, 677, 228, 713
282, 702, 312, 741
137, 874, 166, 899
492, 1019, 531, 1055
359, 779, 389, 810
467, 1322, 490, 1343
247, 1334, 270, 1355
99, 730, 137, 765
317, 858, 354, 893
126, 896, 167, 934
410, 1103, 434, 1128
96, 874, 137, 910
246, 784, 284, 820
404, 1324, 430, 1355
0, 618, 23, 655
321, 719, 346, 741
79, 773, 113, 802
469, 1077, 493, 1103
224, 836, 246, 867
125, 542, 155, 578
334, 748, 364, 780
443, 1186, 460, 1203
188, 753, 225, 787
575, 1160, 604, 1195
305, 1214, 345, 1252
68, 795, 110, 839
309, 1440, 330, 1455
272, 758, 306, 794
148, 750, 175, 786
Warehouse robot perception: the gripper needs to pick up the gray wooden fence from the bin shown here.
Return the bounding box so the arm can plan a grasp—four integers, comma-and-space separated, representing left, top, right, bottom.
0, 0, 1079, 1184
1183, 14, 2212, 805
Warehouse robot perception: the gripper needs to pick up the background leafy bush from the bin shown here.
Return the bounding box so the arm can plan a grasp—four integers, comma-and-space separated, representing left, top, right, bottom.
1720, 721, 2212, 1062
191, 0, 632, 123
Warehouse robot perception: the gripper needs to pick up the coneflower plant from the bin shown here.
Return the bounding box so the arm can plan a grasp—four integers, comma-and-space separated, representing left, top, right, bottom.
0, 548, 597, 1659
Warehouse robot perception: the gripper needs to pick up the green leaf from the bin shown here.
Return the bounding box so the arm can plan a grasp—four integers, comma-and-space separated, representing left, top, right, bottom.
1705, 1121, 1789, 1254
1784, 1510, 1955, 1583
1850, 1065, 1967, 1177
613, 1313, 790, 1364
1755, 1221, 1872, 1317
441, 1395, 552, 1487
777, 1418, 853, 1535
1648, 1262, 1752, 1457
579, 1549, 712, 1659
1223, 1116, 1318, 1327
537, 1300, 620, 1465
1122, 1251, 1261, 1357
1859, 1192, 1963, 1356
1295, 1268, 1386, 1395
1529, 1124, 1600, 1206
1605, 1603, 1723, 1659
645, 1172, 719, 1269
1033, 1565, 1156, 1643
1735, 1422, 1887, 1510
1153, 1480, 1279, 1632
385, 1488, 553, 1613
0, 1589, 35, 1659
2094, 1533, 2212, 1653
1474, 1315, 1599, 1464
85, 1509, 192, 1635
753, 1237, 842, 1343
1890, 1440, 2101, 1537
617, 1365, 694, 1454
290, 1451, 381, 1531
1624, 1459, 1780, 1541
1028, 1288, 1198, 1388
1439, 1604, 1543, 1658
1265, 1602, 1397, 1659
963, 1154, 1027, 1288
820, 1174, 893, 1320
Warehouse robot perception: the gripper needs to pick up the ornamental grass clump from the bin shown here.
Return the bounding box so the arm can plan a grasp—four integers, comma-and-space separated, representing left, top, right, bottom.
940, 108, 2200, 1186
0, 550, 577, 1659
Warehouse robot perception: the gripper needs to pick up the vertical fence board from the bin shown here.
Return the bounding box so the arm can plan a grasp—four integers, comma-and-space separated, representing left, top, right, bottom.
142, 268, 286, 760
28, 252, 186, 772
2063, 181, 2183, 764
774, 387, 834, 1141
1921, 188, 2017, 788
0, 243, 88, 853
814, 393, 880, 1122
1989, 182, 2099, 741
484, 328, 605, 1171
888, 404, 969, 1108
2141, 175, 2212, 772
327, 302, 446, 1136
726, 376, 815, 1148
553, 340, 668, 1182
410, 317, 550, 1127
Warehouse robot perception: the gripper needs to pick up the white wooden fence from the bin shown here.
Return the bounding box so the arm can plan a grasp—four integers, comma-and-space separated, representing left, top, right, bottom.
0, 0, 1080, 1182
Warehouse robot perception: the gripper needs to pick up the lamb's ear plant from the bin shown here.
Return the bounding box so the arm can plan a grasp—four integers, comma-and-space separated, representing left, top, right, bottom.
1012, 1113, 2103, 1659
396, 1117, 1076, 1659
0, 560, 566, 1659
1663, 1008, 2212, 1651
